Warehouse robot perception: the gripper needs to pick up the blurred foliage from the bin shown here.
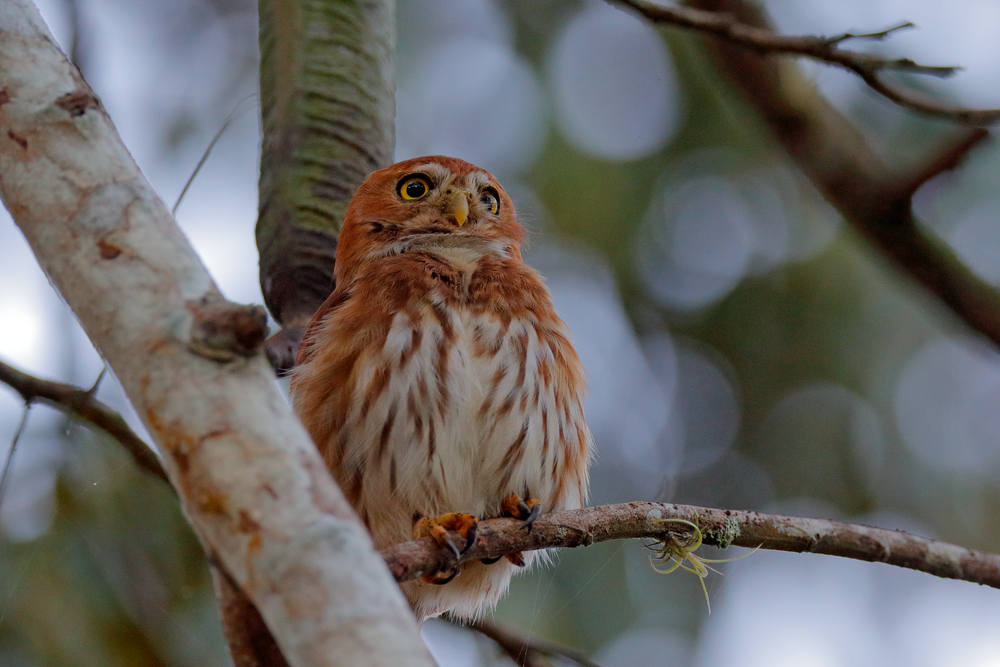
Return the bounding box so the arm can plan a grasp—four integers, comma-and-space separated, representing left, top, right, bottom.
0, 420, 226, 667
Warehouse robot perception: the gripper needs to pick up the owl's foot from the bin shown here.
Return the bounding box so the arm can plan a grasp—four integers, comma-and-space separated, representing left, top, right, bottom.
485, 493, 542, 568
413, 512, 479, 585
500, 493, 541, 530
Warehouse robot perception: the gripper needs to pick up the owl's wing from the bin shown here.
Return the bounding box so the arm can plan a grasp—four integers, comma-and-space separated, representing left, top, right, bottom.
295, 287, 352, 367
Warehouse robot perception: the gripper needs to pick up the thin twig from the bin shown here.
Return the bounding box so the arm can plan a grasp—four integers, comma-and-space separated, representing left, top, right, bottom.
381, 502, 1000, 590
5, 364, 994, 602
0, 358, 168, 484
896, 127, 989, 199
172, 93, 257, 217
463, 618, 601, 667
610, 0, 1000, 124
822, 21, 914, 46
0, 406, 30, 512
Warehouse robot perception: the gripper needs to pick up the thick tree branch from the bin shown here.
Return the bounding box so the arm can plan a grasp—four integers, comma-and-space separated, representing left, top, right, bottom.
0, 358, 168, 483
0, 3, 433, 666
381, 503, 1000, 590
611, 0, 1000, 124
257, 0, 396, 373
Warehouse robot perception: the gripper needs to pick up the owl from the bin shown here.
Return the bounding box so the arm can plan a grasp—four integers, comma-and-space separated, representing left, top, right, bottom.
290, 156, 592, 621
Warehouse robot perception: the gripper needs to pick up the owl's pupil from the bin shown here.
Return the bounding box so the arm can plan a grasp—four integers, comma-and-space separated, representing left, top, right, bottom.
405, 180, 426, 198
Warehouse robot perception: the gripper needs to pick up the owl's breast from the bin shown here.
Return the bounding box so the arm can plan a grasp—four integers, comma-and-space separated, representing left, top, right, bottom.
292, 252, 589, 542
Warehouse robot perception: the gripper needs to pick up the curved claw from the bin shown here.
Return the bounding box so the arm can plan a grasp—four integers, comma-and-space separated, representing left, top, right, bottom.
501, 493, 542, 523
420, 567, 459, 586
444, 536, 461, 561
521, 502, 542, 532
460, 518, 478, 555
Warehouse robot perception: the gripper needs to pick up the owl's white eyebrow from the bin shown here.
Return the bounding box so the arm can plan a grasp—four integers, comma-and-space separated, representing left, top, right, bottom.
465, 171, 492, 191
412, 163, 452, 185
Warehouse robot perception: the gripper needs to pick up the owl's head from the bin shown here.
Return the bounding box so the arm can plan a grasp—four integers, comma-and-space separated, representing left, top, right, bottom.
335, 156, 524, 282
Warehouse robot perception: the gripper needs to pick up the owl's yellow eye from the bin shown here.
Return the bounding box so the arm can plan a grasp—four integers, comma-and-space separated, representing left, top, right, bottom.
399, 175, 431, 200
480, 189, 499, 215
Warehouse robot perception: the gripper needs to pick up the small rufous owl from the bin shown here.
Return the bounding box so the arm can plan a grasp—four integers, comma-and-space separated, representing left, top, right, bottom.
290, 156, 592, 621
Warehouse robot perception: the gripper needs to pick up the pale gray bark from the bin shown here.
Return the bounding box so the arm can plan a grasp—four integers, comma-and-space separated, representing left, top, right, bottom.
0, 3, 433, 665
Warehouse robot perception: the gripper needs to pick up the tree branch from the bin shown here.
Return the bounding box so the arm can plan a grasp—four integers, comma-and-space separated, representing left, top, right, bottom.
381, 503, 1000, 590
610, 0, 1000, 124
0, 3, 433, 665
0, 359, 299, 666
257, 0, 396, 373
463, 618, 601, 667
0, 358, 168, 484
657, 0, 1000, 352
8, 360, 1000, 618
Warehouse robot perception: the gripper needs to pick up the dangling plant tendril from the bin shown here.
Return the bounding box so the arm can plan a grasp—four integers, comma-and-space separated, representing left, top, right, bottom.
649, 515, 760, 613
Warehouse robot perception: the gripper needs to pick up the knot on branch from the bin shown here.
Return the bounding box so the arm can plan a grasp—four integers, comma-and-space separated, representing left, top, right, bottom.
55, 88, 102, 117
186, 296, 269, 362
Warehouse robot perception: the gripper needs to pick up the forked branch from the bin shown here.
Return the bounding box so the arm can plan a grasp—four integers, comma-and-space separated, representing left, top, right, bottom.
611, 0, 1000, 124
0, 358, 167, 483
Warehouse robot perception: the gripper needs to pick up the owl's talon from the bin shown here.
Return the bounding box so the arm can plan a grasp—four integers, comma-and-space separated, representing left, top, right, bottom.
521, 502, 542, 532
501, 493, 542, 532
460, 519, 478, 555
480, 555, 502, 565
444, 537, 461, 560
420, 567, 459, 586
413, 511, 479, 576
505, 551, 526, 567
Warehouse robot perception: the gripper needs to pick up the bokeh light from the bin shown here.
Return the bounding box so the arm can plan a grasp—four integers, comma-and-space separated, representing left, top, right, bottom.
895, 336, 1000, 479
548, 1, 681, 160
535, 245, 674, 501
756, 383, 885, 494
395, 0, 544, 172
946, 200, 1000, 286
396, 38, 546, 172
637, 153, 840, 312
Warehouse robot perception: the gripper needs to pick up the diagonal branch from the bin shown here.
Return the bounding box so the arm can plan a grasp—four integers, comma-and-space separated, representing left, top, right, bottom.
0, 358, 168, 484
0, 3, 433, 665
661, 0, 1000, 352
610, 0, 1000, 124
381, 503, 1000, 590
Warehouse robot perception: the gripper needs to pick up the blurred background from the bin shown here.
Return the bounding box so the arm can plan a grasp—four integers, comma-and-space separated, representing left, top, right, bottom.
3, 0, 1000, 665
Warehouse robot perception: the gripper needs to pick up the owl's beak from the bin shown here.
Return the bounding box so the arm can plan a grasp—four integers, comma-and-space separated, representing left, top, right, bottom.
447, 192, 470, 227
